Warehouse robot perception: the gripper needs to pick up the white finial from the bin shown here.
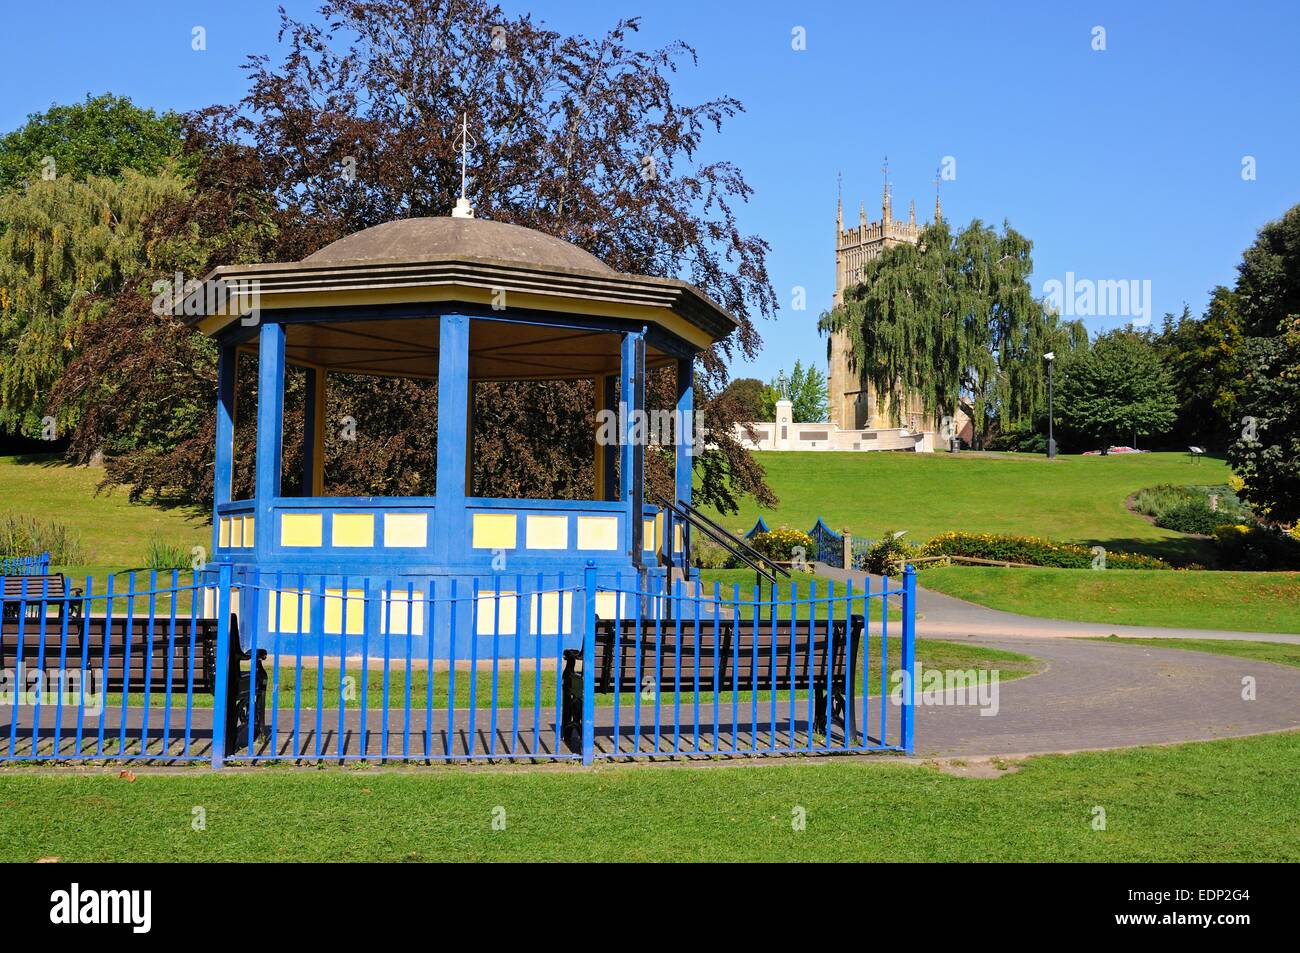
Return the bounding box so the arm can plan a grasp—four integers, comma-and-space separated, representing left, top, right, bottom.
451, 112, 477, 219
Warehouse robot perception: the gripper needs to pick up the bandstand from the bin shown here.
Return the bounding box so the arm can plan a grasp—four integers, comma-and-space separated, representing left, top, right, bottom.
181, 208, 737, 653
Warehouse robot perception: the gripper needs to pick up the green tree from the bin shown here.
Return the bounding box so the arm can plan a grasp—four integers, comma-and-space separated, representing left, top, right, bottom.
1154, 289, 1245, 450
1227, 204, 1300, 523
718, 377, 766, 421
1056, 329, 1177, 452
761, 360, 827, 422
0, 94, 184, 192
821, 219, 1085, 445
59, 0, 779, 513
0, 171, 187, 435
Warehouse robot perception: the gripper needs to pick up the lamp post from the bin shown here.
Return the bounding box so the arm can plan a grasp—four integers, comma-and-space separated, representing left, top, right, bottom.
1044, 351, 1057, 459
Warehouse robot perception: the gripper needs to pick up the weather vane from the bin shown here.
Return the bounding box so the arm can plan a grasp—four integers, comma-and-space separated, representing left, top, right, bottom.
451, 112, 477, 218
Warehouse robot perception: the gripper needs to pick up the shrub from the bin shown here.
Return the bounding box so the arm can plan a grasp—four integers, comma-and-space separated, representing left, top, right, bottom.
144, 534, 191, 571
749, 527, 815, 563
691, 537, 733, 570
863, 531, 922, 576
1213, 524, 1300, 571
1133, 484, 1252, 528
922, 532, 1170, 569
1153, 500, 1223, 536
987, 420, 1047, 453
0, 512, 85, 565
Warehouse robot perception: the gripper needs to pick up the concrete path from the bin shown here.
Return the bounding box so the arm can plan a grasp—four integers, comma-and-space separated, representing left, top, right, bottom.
813, 563, 1300, 643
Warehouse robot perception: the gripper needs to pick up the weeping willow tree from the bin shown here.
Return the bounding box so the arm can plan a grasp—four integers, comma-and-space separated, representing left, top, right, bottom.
0, 169, 187, 435
820, 219, 1086, 444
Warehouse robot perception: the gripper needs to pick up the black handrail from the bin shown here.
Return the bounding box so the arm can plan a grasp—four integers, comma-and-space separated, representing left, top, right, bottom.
675, 499, 791, 580
655, 496, 775, 584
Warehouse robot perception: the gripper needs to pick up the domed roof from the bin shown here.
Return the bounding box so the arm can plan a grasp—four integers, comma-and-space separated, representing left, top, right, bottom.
303, 216, 614, 274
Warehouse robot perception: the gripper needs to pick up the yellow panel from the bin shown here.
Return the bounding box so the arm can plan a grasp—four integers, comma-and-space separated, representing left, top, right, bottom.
643, 519, 656, 551
332, 512, 375, 548
530, 591, 573, 635
472, 512, 517, 549
674, 523, 684, 553
323, 588, 366, 635
594, 592, 635, 619
382, 590, 425, 635
241, 515, 255, 548
218, 517, 231, 548
267, 588, 311, 634
476, 591, 518, 635
281, 512, 323, 547
576, 515, 618, 550
525, 515, 568, 550
383, 512, 427, 548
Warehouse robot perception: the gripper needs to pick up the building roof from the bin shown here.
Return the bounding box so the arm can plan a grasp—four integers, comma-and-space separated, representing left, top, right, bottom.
183, 216, 738, 349
304, 217, 615, 274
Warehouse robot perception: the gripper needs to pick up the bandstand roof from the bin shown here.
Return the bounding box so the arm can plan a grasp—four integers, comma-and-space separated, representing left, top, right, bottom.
183, 217, 739, 370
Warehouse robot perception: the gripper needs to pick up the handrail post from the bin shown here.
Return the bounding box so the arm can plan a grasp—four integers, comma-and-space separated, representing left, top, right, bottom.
211, 559, 234, 769
582, 561, 598, 765
900, 564, 917, 754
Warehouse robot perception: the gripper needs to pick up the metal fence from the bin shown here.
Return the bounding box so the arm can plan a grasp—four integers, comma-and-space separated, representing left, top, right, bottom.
1, 551, 50, 577
1, 564, 916, 767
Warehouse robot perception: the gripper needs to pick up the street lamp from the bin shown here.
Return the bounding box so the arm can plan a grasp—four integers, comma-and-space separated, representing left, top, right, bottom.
1044, 352, 1057, 459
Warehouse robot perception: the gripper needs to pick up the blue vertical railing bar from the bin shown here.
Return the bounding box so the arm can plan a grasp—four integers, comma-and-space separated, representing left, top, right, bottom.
30, 578, 49, 758
313, 578, 326, 760
447, 578, 459, 757
118, 572, 136, 756
52, 580, 73, 758
531, 573, 543, 757
404, 581, 415, 761
75, 576, 92, 757
358, 577, 370, 761
611, 571, 622, 754
424, 579, 435, 761
511, 573, 523, 757
900, 565, 917, 754
211, 561, 233, 768
381, 579, 393, 763
581, 562, 597, 765
488, 575, 500, 758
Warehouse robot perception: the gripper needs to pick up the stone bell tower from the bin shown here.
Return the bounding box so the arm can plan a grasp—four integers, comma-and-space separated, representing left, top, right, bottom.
827, 165, 940, 430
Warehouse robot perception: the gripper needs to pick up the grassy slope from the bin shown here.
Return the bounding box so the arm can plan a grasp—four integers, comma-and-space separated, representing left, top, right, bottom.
0, 731, 1294, 861
1086, 636, 1300, 668
922, 566, 1300, 634
0, 454, 208, 581
699, 450, 1230, 565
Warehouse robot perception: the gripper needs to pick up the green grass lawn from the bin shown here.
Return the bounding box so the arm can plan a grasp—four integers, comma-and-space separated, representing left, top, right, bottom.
1, 453, 208, 585
0, 730, 1293, 861
921, 566, 1300, 633
700, 450, 1230, 565
1086, 636, 1300, 668
108, 638, 1039, 709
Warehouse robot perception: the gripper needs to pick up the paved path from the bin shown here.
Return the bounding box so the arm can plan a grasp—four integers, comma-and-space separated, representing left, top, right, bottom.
813, 563, 1300, 643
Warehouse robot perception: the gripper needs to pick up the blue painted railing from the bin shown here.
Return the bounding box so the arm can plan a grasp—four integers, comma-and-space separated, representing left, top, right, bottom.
1, 552, 50, 577
0, 564, 916, 765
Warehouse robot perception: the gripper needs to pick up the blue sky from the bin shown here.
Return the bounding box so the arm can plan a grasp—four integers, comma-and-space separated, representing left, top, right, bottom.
2, 1, 1297, 383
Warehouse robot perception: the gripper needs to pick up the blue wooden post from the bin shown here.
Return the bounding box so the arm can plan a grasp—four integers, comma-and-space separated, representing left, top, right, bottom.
254, 322, 285, 562
434, 314, 470, 567
301, 364, 321, 496
211, 560, 234, 769
582, 561, 597, 764
213, 342, 236, 541
674, 355, 694, 569
620, 330, 646, 564
900, 564, 917, 754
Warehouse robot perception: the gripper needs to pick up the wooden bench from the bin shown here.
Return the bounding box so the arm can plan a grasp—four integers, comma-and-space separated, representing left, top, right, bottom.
560, 614, 863, 752
0, 614, 267, 750
1, 574, 83, 622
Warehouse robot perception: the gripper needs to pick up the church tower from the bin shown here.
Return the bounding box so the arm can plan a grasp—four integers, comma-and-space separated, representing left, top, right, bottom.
827, 165, 934, 430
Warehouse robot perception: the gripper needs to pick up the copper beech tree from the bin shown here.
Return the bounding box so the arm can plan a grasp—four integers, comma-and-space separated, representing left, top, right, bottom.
57, 0, 776, 514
